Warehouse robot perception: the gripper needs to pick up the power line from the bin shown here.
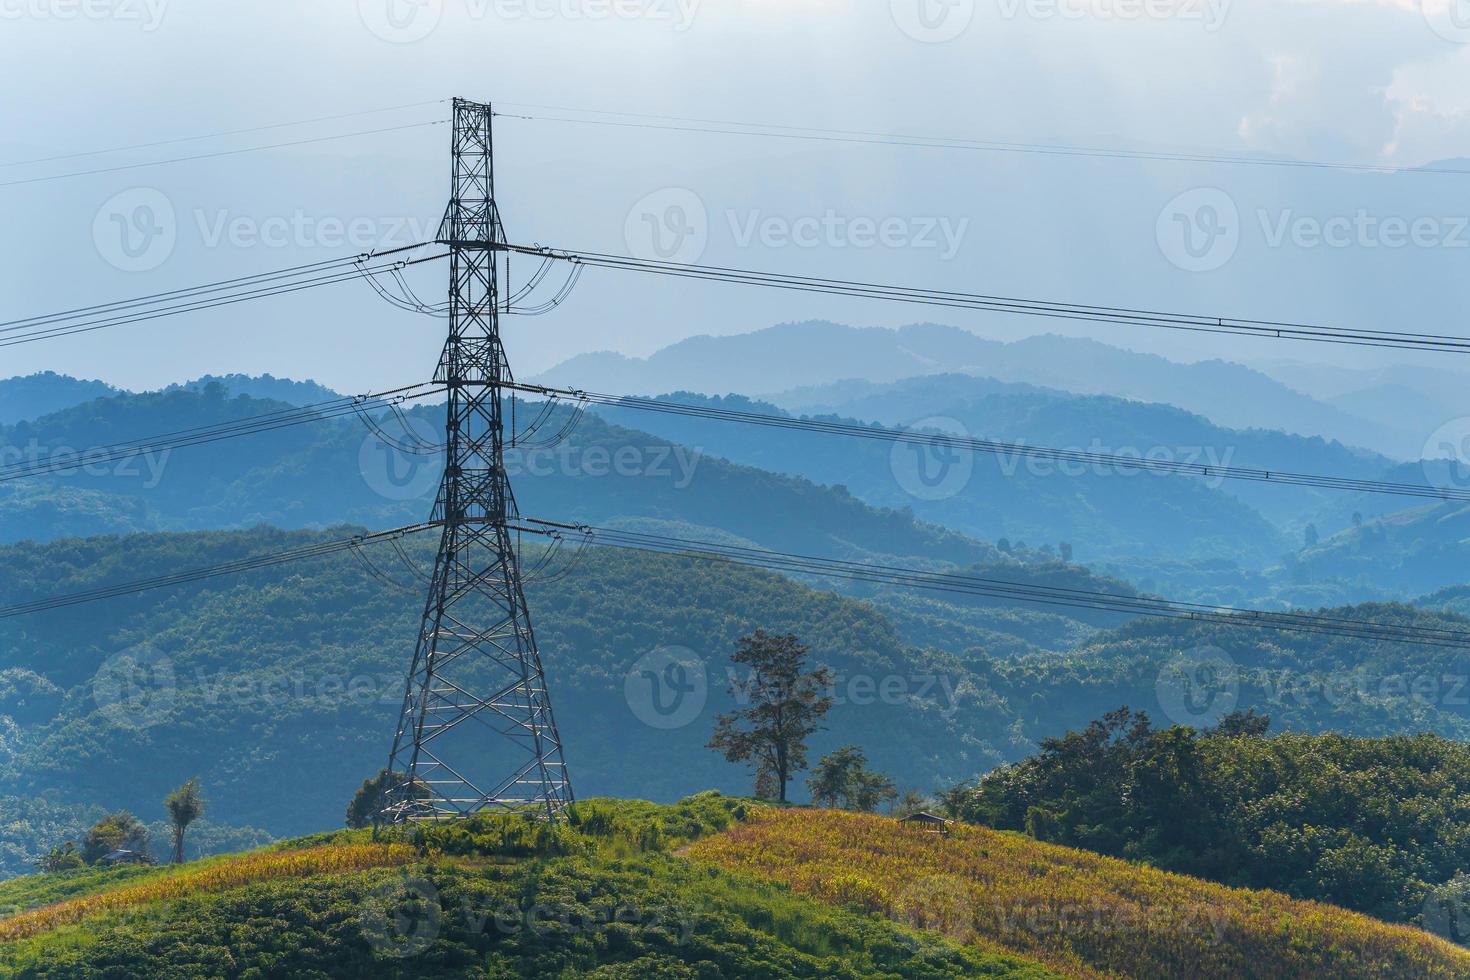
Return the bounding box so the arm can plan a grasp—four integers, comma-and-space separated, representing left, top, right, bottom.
497, 104, 1466, 178
0, 382, 443, 485
0, 523, 438, 620
1, 99, 448, 171
0, 121, 448, 189
502, 243, 1470, 355
513, 519, 1470, 650
508, 381, 1470, 503
6, 511, 1463, 649
0, 246, 447, 348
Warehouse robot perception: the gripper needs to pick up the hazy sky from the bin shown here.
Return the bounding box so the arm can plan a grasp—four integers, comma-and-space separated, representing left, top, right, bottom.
2, 0, 1469, 393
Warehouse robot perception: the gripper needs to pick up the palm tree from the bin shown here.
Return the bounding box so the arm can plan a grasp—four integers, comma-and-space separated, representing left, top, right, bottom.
164, 778, 206, 865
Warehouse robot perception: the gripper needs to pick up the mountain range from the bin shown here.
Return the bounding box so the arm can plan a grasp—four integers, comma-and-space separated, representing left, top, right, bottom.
531, 322, 1470, 460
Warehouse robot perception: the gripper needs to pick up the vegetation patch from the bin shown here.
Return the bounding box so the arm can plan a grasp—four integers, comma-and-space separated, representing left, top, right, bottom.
688, 807, 1470, 980
0, 843, 415, 944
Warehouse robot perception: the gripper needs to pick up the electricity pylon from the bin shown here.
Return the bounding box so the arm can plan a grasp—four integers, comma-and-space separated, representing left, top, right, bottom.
383, 99, 573, 823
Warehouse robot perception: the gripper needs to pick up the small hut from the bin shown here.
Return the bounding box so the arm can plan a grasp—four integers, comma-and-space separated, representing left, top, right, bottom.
899, 811, 952, 835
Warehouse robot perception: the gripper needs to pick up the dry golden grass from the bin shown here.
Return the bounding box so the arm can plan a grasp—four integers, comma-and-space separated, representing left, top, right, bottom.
0, 843, 416, 944
687, 808, 1470, 980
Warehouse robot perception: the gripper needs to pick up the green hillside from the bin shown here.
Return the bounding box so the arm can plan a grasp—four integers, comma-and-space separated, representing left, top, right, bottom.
945, 710, 1470, 931
0, 386, 993, 570
3, 524, 1470, 879
5, 794, 1467, 979
0, 796, 1055, 979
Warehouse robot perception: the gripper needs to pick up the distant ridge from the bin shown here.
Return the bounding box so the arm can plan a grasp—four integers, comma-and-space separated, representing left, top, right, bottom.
0, 372, 118, 426
531, 321, 1413, 458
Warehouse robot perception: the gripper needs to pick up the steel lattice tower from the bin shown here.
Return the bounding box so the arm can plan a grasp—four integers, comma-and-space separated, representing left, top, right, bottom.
383, 99, 573, 823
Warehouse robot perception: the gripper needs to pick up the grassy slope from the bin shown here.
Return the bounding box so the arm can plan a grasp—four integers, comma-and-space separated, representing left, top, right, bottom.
0, 797, 1055, 980
687, 808, 1470, 980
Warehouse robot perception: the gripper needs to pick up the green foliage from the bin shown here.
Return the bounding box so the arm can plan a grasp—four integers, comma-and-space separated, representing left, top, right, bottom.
10, 520, 1470, 879
946, 708, 1470, 930
78, 813, 151, 866
708, 631, 834, 802
0, 801, 1056, 979
32, 844, 81, 875
806, 746, 897, 812
414, 793, 758, 864
413, 813, 587, 860
345, 770, 427, 830
0, 526, 1005, 876
565, 793, 755, 854
162, 778, 205, 865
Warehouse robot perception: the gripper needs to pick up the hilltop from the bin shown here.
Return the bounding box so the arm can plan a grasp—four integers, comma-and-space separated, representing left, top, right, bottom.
0, 796, 1464, 979
0, 796, 1055, 979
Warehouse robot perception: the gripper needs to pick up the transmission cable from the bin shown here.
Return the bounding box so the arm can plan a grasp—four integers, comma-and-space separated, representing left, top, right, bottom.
498, 105, 1467, 178
0, 523, 438, 620
0, 121, 449, 189
506, 381, 1468, 503
512, 519, 1470, 650
0, 383, 443, 485
500, 243, 1470, 355
0, 246, 447, 348
2, 99, 448, 171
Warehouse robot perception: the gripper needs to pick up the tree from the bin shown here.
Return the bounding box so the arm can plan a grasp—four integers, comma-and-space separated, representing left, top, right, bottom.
852, 767, 898, 813
806, 745, 897, 812
892, 788, 931, 818
346, 769, 429, 830
708, 631, 833, 803
164, 778, 206, 865
36, 842, 83, 873
81, 811, 152, 865
807, 746, 864, 807
1213, 709, 1270, 737
752, 763, 780, 802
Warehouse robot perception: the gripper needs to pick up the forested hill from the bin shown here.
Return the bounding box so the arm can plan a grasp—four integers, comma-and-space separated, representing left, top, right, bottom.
0, 385, 991, 567
947, 712, 1470, 936
2, 525, 1469, 879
